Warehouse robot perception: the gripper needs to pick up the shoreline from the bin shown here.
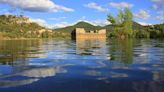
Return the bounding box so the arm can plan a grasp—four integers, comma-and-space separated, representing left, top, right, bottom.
0, 37, 71, 40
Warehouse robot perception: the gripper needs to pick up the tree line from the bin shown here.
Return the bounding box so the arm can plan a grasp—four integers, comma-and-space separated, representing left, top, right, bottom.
0, 13, 163, 39
107, 8, 164, 39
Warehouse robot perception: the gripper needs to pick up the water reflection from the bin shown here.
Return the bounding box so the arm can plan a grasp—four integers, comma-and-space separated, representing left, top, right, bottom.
0, 65, 67, 88
76, 38, 108, 59
109, 39, 133, 64
0, 39, 163, 92
0, 40, 45, 65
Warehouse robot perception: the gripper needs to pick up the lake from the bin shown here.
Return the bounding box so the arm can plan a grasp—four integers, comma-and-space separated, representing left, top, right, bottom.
0, 39, 163, 92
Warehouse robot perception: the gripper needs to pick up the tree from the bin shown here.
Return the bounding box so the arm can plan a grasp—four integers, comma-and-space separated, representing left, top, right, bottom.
107, 8, 133, 38
117, 9, 124, 24
107, 14, 117, 25
123, 8, 133, 36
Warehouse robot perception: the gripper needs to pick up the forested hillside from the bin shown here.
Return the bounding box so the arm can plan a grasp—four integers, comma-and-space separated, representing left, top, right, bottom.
0, 15, 70, 39
0, 14, 163, 39
54, 21, 164, 38
54, 21, 102, 33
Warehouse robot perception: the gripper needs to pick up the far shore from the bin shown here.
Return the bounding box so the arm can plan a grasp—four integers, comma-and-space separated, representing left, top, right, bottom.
0, 37, 71, 40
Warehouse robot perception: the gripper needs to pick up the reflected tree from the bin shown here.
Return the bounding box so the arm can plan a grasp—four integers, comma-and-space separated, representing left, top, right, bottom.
109, 39, 133, 64
0, 40, 44, 66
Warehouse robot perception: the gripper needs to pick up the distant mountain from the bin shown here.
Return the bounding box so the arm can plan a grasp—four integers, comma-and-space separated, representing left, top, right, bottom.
54, 21, 145, 33
54, 21, 103, 33
103, 24, 115, 31
132, 21, 145, 31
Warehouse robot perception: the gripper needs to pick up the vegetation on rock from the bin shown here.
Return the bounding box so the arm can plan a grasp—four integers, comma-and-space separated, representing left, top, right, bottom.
0, 15, 70, 39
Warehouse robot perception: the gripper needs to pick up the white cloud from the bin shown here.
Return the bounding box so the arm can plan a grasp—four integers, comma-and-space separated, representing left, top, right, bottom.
28, 18, 54, 28
29, 18, 47, 26
109, 2, 133, 9
0, 9, 11, 15
157, 11, 164, 15
50, 19, 111, 29
75, 16, 111, 26
80, 16, 87, 20
134, 9, 150, 20
84, 2, 108, 12
52, 22, 73, 28
156, 15, 164, 20
49, 16, 87, 29
76, 19, 111, 26
151, 0, 164, 12
92, 20, 111, 26
156, 9, 164, 21
0, 0, 74, 12
138, 22, 152, 26
150, 0, 164, 21
29, 16, 111, 29
29, 18, 73, 29
48, 17, 67, 21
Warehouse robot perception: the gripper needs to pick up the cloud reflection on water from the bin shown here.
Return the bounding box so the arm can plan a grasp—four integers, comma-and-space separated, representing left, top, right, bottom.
0, 39, 163, 92
0, 65, 67, 88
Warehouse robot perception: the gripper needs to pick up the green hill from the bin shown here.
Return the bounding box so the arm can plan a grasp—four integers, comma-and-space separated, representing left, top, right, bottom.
0, 15, 44, 32
54, 21, 145, 33
0, 14, 163, 39
0, 14, 71, 39
0, 15, 44, 38
54, 21, 163, 38
0, 15, 54, 38
54, 21, 102, 33
132, 22, 145, 31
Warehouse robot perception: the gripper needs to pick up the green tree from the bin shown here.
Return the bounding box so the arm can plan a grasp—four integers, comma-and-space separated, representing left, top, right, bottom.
123, 8, 133, 36
107, 8, 133, 38
117, 9, 124, 24
107, 14, 117, 25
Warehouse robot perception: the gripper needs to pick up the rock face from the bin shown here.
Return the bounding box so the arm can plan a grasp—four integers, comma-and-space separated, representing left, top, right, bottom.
72, 28, 106, 40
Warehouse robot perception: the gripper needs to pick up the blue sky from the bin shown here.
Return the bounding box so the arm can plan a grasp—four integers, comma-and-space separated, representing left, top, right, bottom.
0, 0, 164, 28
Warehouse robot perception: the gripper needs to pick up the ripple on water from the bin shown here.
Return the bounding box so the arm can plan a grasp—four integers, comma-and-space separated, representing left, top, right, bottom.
0, 39, 163, 92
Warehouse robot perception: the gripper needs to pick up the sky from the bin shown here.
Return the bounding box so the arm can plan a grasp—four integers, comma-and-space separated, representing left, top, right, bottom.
0, 0, 164, 28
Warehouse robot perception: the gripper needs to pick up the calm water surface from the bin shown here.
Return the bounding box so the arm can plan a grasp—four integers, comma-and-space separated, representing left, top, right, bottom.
0, 39, 163, 92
